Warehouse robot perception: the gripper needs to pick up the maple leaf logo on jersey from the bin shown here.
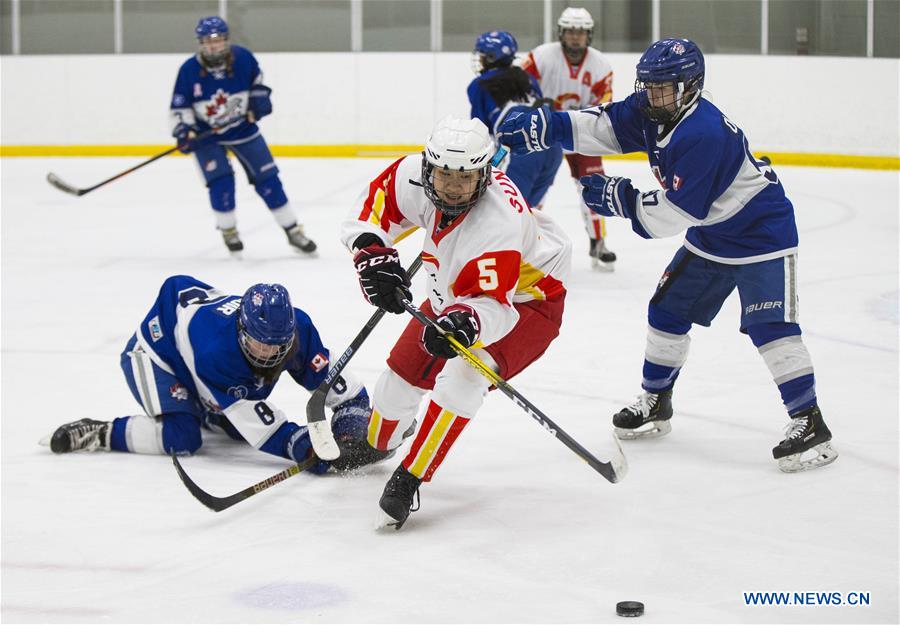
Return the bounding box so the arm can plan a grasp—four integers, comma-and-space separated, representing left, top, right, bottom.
310, 353, 329, 373
203, 88, 242, 126
170, 383, 189, 401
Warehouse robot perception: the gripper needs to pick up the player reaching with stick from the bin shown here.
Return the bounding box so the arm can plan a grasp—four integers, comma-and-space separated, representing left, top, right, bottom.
43, 276, 387, 474
499, 38, 837, 473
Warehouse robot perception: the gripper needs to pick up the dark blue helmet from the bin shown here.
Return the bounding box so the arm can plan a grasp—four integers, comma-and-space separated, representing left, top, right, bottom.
195, 16, 229, 39
472, 31, 518, 74
238, 283, 296, 369
634, 38, 705, 123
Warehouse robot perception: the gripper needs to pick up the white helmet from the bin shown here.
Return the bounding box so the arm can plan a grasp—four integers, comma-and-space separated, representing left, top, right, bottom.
557, 7, 594, 31
422, 117, 495, 217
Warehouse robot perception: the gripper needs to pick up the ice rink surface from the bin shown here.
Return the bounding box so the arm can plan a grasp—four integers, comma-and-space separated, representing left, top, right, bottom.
1, 155, 898, 624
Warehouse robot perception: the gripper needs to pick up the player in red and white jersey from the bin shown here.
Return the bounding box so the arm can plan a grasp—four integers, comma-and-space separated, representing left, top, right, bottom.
522, 6, 618, 271
341, 117, 572, 529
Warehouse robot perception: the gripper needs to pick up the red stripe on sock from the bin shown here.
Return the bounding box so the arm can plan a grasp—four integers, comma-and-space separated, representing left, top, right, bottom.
376, 418, 399, 450
401, 400, 442, 471
421, 415, 470, 482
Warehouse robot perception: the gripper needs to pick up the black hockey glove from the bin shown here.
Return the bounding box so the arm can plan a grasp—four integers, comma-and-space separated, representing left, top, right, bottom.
422, 305, 480, 359
353, 244, 411, 314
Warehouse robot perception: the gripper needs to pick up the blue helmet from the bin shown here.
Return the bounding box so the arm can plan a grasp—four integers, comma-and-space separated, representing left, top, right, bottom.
195, 16, 229, 39
238, 283, 296, 369
195, 16, 230, 67
634, 38, 705, 123
472, 31, 518, 74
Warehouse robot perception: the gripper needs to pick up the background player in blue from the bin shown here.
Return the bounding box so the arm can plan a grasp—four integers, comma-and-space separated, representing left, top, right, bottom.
44, 276, 387, 473
169, 16, 317, 258
498, 38, 837, 473
467, 31, 562, 209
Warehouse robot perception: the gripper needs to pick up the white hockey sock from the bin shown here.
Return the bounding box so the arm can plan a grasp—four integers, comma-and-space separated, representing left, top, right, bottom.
758, 336, 815, 385
269, 202, 299, 229
214, 211, 237, 231
644, 326, 691, 368
123, 414, 165, 454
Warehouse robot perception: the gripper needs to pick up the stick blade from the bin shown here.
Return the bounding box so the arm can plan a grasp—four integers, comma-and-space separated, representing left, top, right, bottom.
308, 420, 340, 461
46, 172, 84, 196
605, 431, 628, 483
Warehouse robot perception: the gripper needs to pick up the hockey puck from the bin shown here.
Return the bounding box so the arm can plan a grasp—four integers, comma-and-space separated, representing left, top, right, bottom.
616, 601, 644, 617
760, 155, 772, 165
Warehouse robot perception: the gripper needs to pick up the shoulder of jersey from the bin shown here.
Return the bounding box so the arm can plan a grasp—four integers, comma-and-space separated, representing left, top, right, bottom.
530, 42, 560, 59
179, 54, 202, 74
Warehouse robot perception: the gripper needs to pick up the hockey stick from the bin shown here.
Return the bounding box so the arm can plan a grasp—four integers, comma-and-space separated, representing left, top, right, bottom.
46, 124, 227, 197
306, 254, 424, 460
399, 296, 627, 484
172, 453, 319, 512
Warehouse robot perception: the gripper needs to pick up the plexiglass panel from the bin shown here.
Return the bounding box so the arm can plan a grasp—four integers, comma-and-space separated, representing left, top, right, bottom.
874, 0, 900, 58
768, 0, 866, 56
20, 0, 114, 54
660, 0, 761, 54
363, 0, 430, 51
229, 0, 351, 52
122, 1, 218, 54
442, 0, 544, 53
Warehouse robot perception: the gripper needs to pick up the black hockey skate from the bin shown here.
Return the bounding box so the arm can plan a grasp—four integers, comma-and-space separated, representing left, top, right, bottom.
377, 465, 421, 530
285, 224, 317, 254
613, 390, 673, 439
772, 405, 838, 473
220, 227, 244, 258
47, 419, 110, 453
331, 420, 416, 472
589, 238, 617, 272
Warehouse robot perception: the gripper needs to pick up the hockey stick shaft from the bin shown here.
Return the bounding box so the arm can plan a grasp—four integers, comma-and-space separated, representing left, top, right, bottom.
306, 254, 424, 459
399, 297, 626, 484
45, 122, 230, 197
172, 453, 319, 512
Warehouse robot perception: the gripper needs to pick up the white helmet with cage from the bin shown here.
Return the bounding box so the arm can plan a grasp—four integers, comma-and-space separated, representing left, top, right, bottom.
557, 7, 594, 50
421, 117, 495, 217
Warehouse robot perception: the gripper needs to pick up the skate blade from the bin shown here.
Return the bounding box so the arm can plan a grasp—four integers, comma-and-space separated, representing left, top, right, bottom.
591, 257, 615, 272
777, 441, 839, 473
37, 435, 51, 447
374, 509, 405, 532
615, 420, 672, 440
228, 250, 243, 260
290, 247, 319, 258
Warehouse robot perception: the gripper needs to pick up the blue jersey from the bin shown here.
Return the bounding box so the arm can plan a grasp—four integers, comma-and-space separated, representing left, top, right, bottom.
562, 94, 798, 264
169, 45, 265, 144
468, 68, 544, 136
135, 275, 331, 448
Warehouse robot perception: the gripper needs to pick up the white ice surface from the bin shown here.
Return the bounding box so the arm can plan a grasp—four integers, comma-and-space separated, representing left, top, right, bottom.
1, 156, 898, 624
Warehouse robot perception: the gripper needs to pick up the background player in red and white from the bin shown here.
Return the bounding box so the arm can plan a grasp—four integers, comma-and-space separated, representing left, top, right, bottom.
341, 117, 572, 529
522, 7, 617, 271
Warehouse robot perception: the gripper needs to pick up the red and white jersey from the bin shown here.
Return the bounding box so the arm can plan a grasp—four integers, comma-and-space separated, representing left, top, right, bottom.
522, 43, 613, 111
342, 156, 572, 347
